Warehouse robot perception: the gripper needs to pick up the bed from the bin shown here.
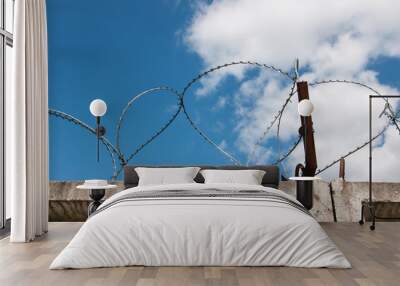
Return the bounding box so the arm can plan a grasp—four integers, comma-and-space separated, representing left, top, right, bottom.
50, 165, 350, 269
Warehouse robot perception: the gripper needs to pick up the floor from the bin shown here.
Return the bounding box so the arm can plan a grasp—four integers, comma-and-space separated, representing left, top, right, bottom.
0, 222, 399, 286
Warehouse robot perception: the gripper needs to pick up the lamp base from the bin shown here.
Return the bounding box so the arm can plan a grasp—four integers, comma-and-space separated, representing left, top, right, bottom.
97, 126, 106, 137
88, 189, 105, 216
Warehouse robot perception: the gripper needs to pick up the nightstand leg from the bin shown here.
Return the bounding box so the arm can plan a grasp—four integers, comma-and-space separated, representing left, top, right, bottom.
88, 189, 105, 216
88, 201, 102, 216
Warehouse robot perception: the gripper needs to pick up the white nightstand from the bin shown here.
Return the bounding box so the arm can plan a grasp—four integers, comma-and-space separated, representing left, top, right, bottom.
77, 180, 117, 216
288, 176, 321, 181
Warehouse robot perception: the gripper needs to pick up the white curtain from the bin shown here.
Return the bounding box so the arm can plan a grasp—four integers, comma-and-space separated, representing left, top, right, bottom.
7, 0, 49, 242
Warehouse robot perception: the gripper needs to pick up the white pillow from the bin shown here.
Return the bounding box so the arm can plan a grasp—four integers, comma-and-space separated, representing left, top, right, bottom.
135, 167, 200, 186
200, 169, 266, 185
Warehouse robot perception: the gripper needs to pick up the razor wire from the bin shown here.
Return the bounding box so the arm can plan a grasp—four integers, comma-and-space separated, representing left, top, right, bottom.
49, 109, 119, 180
268, 60, 299, 168
181, 104, 242, 165
315, 125, 389, 175
49, 61, 400, 179
251, 74, 299, 166
309, 80, 400, 175
380, 102, 400, 134
181, 60, 294, 98
114, 60, 297, 169
179, 60, 297, 166
115, 86, 182, 157
49, 61, 298, 178
272, 134, 303, 165
316, 110, 400, 175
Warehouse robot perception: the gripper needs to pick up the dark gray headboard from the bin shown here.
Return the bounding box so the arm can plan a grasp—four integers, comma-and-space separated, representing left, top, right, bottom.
124, 165, 280, 189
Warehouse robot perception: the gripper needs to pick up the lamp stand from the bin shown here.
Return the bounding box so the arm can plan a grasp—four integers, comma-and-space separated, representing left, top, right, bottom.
359, 95, 400, 231
95, 116, 106, 162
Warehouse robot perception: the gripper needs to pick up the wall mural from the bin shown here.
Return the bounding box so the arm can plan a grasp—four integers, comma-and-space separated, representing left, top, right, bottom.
47, 1, 400, 182
49, 60, 400, 181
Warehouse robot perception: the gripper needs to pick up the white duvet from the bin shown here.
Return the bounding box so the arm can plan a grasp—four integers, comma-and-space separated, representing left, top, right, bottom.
50, 183, 351, 269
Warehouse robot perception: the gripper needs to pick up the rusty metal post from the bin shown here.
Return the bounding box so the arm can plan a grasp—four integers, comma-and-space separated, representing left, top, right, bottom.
339, 158, 345, 179
297, 81, 317, 176
295, 82, 317, 210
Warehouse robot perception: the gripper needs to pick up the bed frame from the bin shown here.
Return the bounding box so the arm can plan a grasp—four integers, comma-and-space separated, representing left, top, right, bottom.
124, 165, 280, 189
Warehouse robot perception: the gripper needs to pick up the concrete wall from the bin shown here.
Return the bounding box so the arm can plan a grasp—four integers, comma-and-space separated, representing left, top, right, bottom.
280, 179, 400, 222
49, 180, 400, 222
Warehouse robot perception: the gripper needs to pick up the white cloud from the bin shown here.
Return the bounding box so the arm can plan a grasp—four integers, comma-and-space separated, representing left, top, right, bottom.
218, 139, 227, 149
184, 0, 400, 181
212, 96, 228, 111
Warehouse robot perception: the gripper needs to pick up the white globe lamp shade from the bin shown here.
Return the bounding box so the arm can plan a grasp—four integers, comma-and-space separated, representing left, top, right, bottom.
90, 99, 107, 117
298, 99, 314, 116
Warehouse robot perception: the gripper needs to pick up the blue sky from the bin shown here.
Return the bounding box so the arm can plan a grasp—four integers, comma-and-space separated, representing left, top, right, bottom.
48, 0, 400, 181
48, 0, 246, 180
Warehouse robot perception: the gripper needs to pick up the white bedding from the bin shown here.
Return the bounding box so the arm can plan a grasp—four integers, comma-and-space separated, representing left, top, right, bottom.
50, 183, 351, 269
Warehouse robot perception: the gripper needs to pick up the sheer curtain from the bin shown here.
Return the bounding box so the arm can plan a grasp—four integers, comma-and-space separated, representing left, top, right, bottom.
7, 0, 49, 242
